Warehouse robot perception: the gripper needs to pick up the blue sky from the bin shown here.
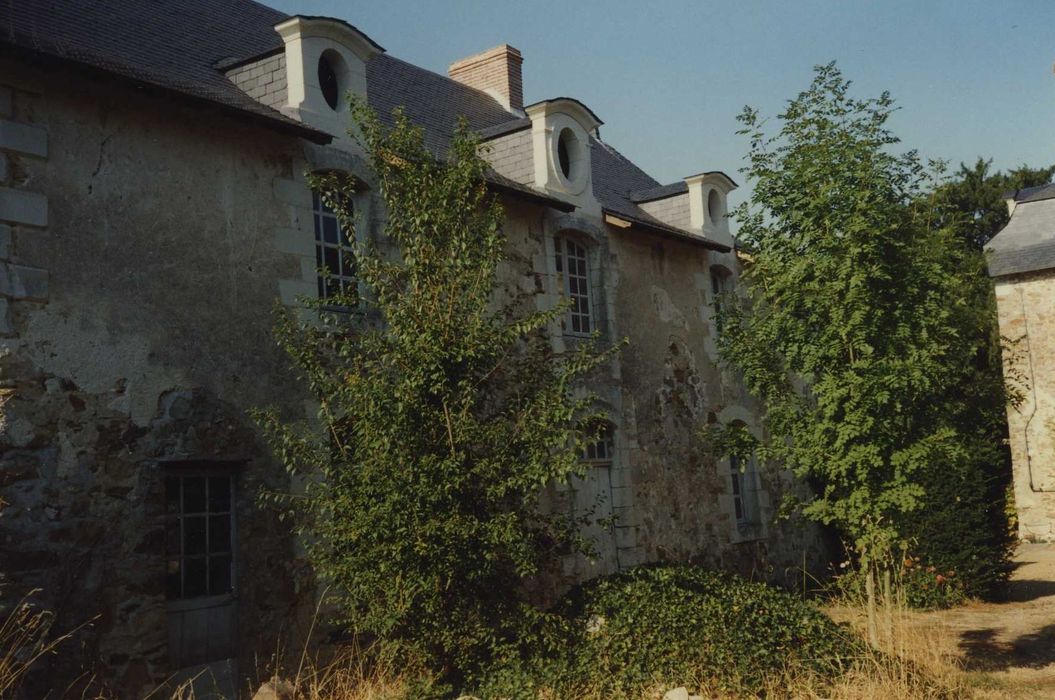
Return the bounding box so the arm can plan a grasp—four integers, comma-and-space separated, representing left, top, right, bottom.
270, 0, 1055, 207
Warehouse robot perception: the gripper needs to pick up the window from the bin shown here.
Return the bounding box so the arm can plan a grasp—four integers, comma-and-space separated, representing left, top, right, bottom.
729, 453, 760, 528
710, 267, 729, 335
313, 191, 355, 300
555, 235, 592, 335
165, 474, 234, 600
318, 50, 345, 111
707, 188, 723, 224
582, 423, 614, 467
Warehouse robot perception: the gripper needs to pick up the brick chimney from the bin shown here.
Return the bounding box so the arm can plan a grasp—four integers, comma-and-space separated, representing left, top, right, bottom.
448, 45, 524, 113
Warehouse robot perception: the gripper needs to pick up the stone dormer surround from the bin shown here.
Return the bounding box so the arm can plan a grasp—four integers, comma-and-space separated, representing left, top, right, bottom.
525, 98, 603, 211
637, 172, 737, 249
274, 16, 383, 141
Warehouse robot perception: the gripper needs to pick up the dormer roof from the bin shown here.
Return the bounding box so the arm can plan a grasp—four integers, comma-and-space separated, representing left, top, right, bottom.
3, 0, 731, 250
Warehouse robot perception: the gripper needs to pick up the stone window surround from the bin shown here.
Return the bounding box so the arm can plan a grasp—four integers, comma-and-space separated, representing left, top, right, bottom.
550, 228, 607, 341
716, 408, 771, 544
274, 144, 374, 311
558, 396, 637, 575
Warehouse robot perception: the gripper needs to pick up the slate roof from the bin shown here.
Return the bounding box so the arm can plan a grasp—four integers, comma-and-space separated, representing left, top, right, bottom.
1008, 183, 1055, 205
986, 197, 1055, 277
1, 0, 329, 141
2, 0, 727, 249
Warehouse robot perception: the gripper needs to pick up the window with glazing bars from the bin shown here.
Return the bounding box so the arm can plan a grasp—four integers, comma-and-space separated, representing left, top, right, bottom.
555, 236, 592, 334
313, 191, 355, 300
165, 475, 234, 600
581, 423, 614, 467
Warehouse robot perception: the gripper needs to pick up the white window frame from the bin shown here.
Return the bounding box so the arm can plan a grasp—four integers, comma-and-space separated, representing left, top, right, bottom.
555, 235, 593, 336
313, 191, 355, 301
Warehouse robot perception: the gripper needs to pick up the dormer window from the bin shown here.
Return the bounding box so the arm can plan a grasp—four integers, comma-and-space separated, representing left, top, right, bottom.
526, 98, 602, 200
708, 188, 724, 224
685, 172, 738, 248
318, 51, 343, 110
557, 129, 575, 179
274, 16, 383, 138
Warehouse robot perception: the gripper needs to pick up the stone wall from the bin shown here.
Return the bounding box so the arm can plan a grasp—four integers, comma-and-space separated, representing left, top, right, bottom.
994, 271, 1055, 541
0, 53, 829, 697
0, 60, 318, 697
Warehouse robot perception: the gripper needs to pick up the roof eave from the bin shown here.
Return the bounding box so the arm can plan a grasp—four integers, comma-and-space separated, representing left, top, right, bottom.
0, 41, 333, 145
602, 208, 731, 252
488, 179, 576, 212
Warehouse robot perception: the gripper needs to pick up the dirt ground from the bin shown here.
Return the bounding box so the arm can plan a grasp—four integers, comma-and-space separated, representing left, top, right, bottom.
922, 543, 1055, 698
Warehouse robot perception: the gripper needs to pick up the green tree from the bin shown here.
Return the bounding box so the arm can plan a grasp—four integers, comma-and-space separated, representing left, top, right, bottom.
933, 157, 1054, 249
255, 104, 615, 684
713, 63, 1014, 600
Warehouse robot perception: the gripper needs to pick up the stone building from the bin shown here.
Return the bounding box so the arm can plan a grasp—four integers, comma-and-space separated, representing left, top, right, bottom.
988, 185, 1055, 542
0, 0, 826, 695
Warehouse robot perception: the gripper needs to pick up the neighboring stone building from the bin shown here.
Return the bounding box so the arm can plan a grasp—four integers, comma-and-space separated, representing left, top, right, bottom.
0, 1, 826, 695
988, 185, 1055, 542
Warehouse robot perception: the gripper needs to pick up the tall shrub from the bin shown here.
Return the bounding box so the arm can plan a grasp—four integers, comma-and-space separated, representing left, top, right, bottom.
713, 63, 1015, 599
256, 104, 616, 682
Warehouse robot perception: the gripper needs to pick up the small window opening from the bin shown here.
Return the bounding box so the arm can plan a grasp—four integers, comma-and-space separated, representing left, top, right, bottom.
730, 453, 760, 528
710, 267, 730, 336
558, 133, 572, 179
318, 52, 340, 110
582, 423, 614, 467
165, 474, 234, 600
708, 188, 723, 223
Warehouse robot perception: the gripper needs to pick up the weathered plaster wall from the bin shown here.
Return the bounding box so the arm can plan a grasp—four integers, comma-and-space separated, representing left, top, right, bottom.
0, 61, 318, 697
607, 232, 828, 584
994, 272, 1055, 541
0, 52, 829, 697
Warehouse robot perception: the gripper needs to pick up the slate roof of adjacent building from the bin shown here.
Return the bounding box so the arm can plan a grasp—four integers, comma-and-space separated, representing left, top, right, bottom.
2, 0, 728, 250
1006, 183, 1055, 204
986, 197, 1055, 277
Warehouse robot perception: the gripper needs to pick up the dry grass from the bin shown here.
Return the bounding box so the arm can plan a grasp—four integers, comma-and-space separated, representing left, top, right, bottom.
0, 588, 1023, 699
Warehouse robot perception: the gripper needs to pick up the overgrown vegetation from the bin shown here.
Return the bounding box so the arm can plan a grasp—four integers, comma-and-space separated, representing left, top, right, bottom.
475, 565, 859, 698
255, 102, 617, 688
709, 63, 1019, 606
932, 158, 1054, 249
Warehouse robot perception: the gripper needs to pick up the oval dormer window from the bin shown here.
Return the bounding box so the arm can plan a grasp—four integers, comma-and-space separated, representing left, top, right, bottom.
707, 188, 723, 224
558, 130, 572, 179
318, 50, 342, 110
557, 127, 579, 181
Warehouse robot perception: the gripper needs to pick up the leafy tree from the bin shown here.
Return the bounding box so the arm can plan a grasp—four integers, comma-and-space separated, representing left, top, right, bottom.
712, 63, 1015, 601
932, 157, 1054, 249
255, 104, 616, 684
